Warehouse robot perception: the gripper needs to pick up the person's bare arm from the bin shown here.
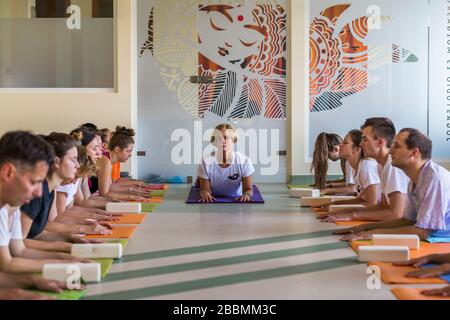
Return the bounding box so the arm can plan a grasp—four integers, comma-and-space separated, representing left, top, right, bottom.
56, 192, 69, 216
198, 178, 215, 203
20, 212, 34, 240
97, 157, 113, 197
360, 184, 380, 206
321, 185, 356, 196
47, 198, 58, 222
334, 218, 414, 235
0, 241, 80, 274
332, 192, 408, 222
44, 221, 112, 236
236, 176, 253, 203
73, 183, 107, 210
338, 223, 431, 242
23, 239, 72, 253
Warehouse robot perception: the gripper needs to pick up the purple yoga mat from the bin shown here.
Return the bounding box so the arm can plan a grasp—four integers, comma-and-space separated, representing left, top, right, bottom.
186, 185, 265, 204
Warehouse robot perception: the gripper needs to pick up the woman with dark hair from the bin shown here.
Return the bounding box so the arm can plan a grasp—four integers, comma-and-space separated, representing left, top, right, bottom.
55, 145, 119, 222
20, 133, 112, 247
96, 127, 149, 201
311, 132, 355, 195
319, 130, 381, 216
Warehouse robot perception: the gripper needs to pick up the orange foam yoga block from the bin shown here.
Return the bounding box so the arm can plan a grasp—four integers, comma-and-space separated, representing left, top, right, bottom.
85, 226, 137, 239
391, 287, 450, 300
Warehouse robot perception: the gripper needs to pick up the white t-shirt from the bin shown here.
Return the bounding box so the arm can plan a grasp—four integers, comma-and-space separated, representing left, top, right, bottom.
197, 152, 255, 197
354, 158, 381, 197
345, 160, 355, 185
0, 205, 23, 247
378, 155, 409, 204
56, 178, 81, 207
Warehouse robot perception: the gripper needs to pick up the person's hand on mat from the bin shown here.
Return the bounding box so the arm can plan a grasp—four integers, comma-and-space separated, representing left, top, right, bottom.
333, 225, 366, 235
340, 231, 372, 242
24, 275, 85, 293
317, 213, 329, 219
321, 213, 354, 223
79, 224, 113, 235
126, 194, 149, 202
422, 285, 450, 297
394, 255, 437, 268
405, 264, 450, 279
91, 213, 121, 222
0, 288, 56, 300
319, 203, 333, 211
54, 241, 73, 253
70, 234, 104, 244
236, 194, 252, 203
128, 186, 151, 198
199, 191, 216, 203
91, 209, 122, 220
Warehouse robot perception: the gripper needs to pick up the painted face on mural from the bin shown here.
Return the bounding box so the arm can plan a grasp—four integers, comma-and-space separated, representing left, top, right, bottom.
198, 4, 267, 69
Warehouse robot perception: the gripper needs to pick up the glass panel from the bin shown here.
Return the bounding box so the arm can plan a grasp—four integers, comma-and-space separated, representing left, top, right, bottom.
137, 0, 288, 183
429, 0, 450, 161
0, 0, 114, 88
308, 0, 429, 158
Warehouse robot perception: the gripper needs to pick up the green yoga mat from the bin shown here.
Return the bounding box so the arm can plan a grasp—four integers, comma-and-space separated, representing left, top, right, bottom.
95, 259, 114, 278
141, 203, 158, 212
33, 289, 86, 300
147, 190, 166, 197
95, 240, 129, 277
34, 239, 129, 300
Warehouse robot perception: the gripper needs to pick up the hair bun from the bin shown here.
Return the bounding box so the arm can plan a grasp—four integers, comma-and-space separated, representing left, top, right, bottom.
71, 131, 83, 142
114, 126, 135, 137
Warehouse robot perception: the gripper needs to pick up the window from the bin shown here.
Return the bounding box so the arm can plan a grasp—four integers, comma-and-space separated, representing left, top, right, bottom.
0, 0, 114, 88
36, 0, 71, 18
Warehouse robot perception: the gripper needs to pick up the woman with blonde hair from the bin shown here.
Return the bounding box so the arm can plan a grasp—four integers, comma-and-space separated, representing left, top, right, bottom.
197, 124, 255, 203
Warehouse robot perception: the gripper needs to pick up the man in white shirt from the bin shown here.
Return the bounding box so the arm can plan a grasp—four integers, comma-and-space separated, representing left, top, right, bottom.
0, 131, 83, 300
322, 118, 409, 223
337, 128, 450, 242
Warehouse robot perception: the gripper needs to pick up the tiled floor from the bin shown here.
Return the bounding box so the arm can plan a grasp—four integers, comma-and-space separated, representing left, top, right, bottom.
85, 184, 442, 300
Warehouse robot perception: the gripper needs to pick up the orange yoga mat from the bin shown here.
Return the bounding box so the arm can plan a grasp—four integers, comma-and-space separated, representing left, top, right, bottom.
142, 184, 169, 191
85, 226, 137, 239
107, 214, 147, 225
391, 287, 450, 300
129, 197, 163, 204
335, 221, 368, 227
368, 262, 446, 284
349, 240, 450, 259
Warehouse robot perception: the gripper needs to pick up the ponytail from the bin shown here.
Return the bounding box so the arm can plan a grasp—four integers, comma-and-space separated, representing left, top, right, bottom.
311, 133, 342, 189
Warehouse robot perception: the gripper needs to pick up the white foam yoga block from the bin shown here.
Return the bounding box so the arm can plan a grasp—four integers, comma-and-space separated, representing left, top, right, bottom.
106, 202, 141, 213
329, 204, 366, 213
43, 263, 101, 283
71, 243, 123, 259
332, 196, 357, 201
358, 246, 410, 263
372, 234, 420, 250
300, 197, 334, 207
300, 196, 356, 207
289, 188, 320, 198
